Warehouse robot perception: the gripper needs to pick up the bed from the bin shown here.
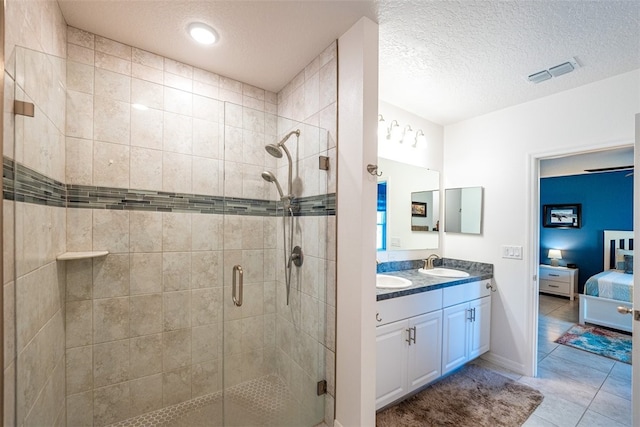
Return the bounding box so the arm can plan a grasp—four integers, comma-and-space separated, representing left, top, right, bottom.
578, 230, 634, 333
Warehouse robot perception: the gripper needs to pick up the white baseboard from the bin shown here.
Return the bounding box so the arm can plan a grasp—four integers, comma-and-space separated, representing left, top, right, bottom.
480, 352, 527, 376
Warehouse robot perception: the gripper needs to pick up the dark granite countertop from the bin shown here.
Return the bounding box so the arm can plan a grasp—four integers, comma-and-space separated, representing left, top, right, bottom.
376, 258, 494, 301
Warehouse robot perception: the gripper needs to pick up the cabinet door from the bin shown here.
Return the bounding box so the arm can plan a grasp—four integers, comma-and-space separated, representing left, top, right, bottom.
376, 319, 409, 409
408, 310, 442, 391
468, 296, 491, 360
441, 302, 469, 375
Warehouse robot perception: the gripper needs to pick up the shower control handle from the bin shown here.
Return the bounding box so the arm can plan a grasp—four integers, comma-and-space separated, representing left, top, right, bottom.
232, 265, 243, 307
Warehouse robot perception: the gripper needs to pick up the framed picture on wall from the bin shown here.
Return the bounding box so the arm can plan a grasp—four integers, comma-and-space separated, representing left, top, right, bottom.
411, 201, 427, 217
543, 204, 582, 228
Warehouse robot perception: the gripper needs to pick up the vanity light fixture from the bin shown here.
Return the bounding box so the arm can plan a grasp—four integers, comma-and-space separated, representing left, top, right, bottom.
400, 125, 413, 144
548, 249, 563, 267
188, 22, 218, 45
378, 116, 426, 148
378, 114, 387, 139
386, 120, 401, 141
413, 130, 426, 147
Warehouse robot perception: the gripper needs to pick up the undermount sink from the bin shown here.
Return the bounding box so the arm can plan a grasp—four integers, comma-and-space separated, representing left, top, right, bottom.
418, 268, 470, 278
376, 274, 413, 289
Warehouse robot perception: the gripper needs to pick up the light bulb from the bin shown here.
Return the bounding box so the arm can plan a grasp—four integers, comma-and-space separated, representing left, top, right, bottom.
188, 22, 218, 45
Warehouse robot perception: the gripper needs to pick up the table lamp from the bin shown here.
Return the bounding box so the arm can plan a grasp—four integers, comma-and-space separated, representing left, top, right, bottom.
548, 249, 562, 267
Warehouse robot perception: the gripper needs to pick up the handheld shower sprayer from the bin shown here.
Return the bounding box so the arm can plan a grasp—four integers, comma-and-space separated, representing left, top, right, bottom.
261, 171, 285, 199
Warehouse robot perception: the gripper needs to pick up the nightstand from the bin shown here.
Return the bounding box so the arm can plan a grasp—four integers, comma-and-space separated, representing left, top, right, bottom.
539, 265, 578, 300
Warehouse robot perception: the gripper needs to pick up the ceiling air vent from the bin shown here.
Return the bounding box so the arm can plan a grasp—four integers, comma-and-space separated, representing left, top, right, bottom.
528, 70, 552, 84
527, 57, 580, 84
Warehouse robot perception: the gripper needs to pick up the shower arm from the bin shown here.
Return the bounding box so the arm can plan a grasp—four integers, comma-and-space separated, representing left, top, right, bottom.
280, 143, 294, 200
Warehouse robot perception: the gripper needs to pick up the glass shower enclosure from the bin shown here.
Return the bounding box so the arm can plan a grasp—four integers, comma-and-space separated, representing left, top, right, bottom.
6, 45, 334, 426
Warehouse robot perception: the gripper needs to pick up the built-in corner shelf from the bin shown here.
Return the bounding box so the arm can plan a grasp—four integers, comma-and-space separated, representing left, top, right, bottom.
56, 251, 109, 261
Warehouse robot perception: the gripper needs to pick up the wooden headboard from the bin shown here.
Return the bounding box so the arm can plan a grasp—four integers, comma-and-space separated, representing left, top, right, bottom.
603, 230, 634, 270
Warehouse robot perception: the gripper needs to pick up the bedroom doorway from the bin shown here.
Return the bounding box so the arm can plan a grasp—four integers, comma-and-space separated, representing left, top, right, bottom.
531, 142, 636, 423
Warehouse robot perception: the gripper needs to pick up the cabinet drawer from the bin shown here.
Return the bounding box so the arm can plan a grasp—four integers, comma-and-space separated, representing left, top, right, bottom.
539, 279, 570, 295
539, 269, 571, 283
442, 280, 491, 308
377, 290, 443, 326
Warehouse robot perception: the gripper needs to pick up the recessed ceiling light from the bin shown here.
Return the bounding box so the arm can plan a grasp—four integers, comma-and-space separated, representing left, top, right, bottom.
188, 22, 218, 45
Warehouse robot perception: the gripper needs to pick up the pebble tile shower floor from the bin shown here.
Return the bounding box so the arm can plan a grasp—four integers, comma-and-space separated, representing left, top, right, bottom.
109, 375, 296, 427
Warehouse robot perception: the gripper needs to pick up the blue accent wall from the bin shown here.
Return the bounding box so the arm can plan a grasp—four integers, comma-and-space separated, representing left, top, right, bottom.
540, 170, 633, 292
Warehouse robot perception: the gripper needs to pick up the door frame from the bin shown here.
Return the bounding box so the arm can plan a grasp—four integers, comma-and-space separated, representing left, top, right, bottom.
527, 140, 635, 383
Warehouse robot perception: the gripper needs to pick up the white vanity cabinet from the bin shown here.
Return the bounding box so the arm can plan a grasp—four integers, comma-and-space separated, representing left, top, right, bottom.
375, 290, 443, 410
441, 280, 492, 375
376, 279, 492, 410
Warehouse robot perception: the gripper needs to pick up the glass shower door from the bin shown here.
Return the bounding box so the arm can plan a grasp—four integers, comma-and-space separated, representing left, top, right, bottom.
221, 102, 329, 426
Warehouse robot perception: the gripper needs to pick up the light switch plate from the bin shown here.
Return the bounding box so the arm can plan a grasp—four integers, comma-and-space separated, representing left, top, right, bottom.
502, 245, 523, 259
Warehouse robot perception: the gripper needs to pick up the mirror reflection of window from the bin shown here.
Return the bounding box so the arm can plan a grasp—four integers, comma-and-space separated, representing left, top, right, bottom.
377, 181, 387, 251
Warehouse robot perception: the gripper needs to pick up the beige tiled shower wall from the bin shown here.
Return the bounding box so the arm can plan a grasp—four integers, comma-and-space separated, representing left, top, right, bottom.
63, 26, 337, 427
275, 41, 338, 425
63, 26, 280, 426
4, 1, 68, 426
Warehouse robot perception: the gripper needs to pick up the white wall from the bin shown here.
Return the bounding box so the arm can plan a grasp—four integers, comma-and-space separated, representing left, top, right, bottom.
443, 69, 640, 374
335, 17, 378, 427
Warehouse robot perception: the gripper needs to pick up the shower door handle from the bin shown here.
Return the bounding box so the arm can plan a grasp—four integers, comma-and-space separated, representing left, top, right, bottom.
232, 265, 243, 306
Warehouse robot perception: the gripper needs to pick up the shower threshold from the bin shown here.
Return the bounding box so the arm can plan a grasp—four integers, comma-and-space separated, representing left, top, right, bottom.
108, 374, 298, 427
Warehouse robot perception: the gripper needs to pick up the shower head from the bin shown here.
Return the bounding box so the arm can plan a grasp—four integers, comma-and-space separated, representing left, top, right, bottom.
264, 129, 300, 159
265, 144, 283, 158
261, 171, 285, 199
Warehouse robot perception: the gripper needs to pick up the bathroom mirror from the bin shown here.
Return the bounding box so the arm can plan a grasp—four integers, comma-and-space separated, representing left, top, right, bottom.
377, 157, 440, 251
444, 186, 483, 234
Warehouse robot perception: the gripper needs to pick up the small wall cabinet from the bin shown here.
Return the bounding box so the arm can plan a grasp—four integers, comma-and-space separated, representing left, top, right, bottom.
539, 265, 578, 300
375, 279, 491, 410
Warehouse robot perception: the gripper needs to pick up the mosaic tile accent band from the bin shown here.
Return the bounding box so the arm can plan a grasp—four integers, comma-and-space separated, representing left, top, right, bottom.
3, 156, 67, 207
3, 157, 335, 216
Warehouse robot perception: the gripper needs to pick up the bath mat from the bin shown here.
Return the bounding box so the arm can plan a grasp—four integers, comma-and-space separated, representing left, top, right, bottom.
376, 364, 543, 427
555, 324, 632, 364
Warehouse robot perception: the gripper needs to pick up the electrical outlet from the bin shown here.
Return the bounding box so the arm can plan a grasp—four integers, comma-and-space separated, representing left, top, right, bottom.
502, 245, 523, 259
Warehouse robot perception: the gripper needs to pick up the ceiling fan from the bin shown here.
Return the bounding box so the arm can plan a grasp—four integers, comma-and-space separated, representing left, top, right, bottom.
584, 165, 634, 177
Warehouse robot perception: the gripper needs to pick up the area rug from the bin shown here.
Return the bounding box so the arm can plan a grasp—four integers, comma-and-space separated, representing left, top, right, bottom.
376, 364, 543, 427
555, 324, 632, 364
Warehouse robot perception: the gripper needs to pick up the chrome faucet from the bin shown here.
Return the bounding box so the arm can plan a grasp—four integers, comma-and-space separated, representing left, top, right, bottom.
423, 254, 440, 270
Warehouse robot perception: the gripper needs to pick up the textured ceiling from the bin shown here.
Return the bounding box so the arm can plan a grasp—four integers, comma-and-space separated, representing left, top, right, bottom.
58, 1, 640, 125
378, 0, 640, 124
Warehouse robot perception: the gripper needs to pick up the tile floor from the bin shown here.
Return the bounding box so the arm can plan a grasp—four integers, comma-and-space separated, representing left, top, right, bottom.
477, 294, 632, 427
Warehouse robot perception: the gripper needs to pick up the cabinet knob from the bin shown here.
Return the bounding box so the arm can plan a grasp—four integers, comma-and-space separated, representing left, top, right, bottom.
376, 312, 382, 322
